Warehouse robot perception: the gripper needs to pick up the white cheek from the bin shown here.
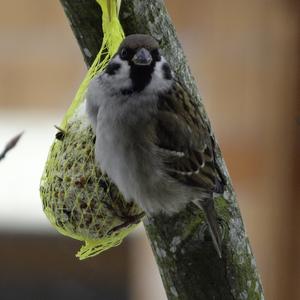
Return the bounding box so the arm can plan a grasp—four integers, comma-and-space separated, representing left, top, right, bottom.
102, 56, 132, 90
145, 57, 173, 93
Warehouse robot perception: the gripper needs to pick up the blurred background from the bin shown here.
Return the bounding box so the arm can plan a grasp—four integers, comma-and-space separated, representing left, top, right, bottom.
0, 0, 299, 299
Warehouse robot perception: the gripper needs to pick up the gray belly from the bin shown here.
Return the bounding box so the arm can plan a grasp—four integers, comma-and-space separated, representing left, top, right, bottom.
95, 120, 154, 201
95, 112, 192, 215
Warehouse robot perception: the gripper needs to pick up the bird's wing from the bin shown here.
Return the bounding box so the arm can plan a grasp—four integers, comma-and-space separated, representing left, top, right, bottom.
155, 80, 225, 193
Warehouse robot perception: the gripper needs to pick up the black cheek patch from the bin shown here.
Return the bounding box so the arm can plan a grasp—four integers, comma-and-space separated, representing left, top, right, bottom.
162, 63, 172, 80
105, 62, 121, 75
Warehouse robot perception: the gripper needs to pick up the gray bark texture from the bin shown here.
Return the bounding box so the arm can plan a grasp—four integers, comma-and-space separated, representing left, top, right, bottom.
59, 0, 265, 299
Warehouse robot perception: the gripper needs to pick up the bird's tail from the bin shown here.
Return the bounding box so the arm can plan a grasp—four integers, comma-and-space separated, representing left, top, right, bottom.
193, 198, 222, 258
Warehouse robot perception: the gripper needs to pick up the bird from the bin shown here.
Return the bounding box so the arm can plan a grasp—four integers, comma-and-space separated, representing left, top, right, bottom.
86, 34, 225, 257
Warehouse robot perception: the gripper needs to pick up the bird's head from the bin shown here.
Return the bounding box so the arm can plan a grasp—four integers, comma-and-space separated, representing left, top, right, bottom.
104, 34, 173, 93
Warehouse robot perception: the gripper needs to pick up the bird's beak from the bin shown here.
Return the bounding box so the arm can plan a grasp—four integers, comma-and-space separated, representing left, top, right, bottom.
132, 48, 152, 66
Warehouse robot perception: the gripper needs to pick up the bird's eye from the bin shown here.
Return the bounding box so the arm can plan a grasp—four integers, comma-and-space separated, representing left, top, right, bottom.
151, 49, 161, 61
120, 48, 128, 59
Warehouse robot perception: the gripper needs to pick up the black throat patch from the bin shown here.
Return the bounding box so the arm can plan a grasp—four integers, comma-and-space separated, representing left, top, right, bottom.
129, 62, 155, 92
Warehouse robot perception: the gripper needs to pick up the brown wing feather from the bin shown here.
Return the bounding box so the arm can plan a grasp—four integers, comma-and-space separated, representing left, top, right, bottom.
155, 80, 225, 193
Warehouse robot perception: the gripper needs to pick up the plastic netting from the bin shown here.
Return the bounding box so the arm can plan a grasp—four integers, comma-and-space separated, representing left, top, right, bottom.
40, 0, 143, 260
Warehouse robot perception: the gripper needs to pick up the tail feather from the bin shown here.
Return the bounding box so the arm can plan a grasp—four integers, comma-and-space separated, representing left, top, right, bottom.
193, 198, 222, 258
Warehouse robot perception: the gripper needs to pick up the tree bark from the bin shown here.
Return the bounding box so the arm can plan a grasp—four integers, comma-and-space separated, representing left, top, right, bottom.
59, 0, 264, 299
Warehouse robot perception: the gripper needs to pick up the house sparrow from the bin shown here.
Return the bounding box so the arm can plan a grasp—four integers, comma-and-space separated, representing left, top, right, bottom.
86, 34, 225, 257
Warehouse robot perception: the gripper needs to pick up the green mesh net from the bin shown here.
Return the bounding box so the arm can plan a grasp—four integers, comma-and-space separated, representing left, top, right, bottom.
40, 0, 143, 260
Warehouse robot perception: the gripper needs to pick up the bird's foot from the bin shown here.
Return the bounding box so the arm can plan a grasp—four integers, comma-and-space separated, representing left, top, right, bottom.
107, 212, 145, 235
55, 125, 66, 141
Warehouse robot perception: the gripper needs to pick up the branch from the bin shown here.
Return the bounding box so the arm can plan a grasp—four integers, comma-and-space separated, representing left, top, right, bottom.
59, 0, 264, 299
60, 0, 103, 67
0, 132, 24, 161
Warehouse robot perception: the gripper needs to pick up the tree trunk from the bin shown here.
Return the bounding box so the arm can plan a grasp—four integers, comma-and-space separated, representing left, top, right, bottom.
59, 0, 264, 299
